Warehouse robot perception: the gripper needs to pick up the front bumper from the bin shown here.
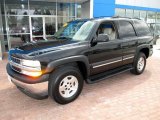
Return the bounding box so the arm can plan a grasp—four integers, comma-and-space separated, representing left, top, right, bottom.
7, 64, 49, 100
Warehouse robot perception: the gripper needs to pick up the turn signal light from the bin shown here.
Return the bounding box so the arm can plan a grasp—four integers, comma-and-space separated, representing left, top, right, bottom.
22, 70, 42, 77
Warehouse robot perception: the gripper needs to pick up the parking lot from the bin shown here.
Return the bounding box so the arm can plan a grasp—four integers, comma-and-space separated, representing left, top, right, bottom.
0, 46, 160, 120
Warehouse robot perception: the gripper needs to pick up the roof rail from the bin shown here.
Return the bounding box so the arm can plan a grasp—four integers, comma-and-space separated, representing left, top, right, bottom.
112, 16, 142, 20
112, 16, 132, 19
93, 16, 142, 21
94, 16, 111, 19
132, 17, 142, 20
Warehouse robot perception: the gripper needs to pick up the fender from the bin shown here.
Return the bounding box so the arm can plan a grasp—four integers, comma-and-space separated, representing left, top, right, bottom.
44, 55, 90, 76
133, 44, 151, 65
136, 44, 150, 54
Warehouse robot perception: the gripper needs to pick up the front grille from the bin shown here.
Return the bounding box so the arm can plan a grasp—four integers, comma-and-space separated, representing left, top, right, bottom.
10, 56, 22, 73
11, 65, 21, 73
10, 56, 21, 64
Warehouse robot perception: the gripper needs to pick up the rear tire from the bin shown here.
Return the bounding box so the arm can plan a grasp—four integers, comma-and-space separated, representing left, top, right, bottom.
130, 52, 146, 75
48, 66, 83, 104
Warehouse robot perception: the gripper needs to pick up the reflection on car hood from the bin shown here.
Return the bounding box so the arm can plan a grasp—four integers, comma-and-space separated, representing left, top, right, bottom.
9, 39, 80, 58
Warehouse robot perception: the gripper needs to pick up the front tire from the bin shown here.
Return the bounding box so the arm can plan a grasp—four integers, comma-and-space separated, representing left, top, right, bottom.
130, 52, 146, 75
48, 66, 83, 104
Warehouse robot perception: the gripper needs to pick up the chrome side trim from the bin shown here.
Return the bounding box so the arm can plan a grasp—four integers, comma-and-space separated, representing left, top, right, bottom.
123, 56, 134, 61
92, 55, 134, 69
93, 59, 122, 69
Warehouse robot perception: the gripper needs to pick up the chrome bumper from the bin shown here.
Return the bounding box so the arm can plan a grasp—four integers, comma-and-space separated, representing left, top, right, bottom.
9, 75, 48, 100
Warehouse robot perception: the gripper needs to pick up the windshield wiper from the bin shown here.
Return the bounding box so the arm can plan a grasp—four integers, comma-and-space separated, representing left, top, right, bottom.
53, 35, 71, 40
58, 36, 68, 39
52, 35, 58, 39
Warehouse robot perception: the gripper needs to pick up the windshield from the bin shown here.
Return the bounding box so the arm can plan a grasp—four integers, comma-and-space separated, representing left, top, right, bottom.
54, 21, 95, 41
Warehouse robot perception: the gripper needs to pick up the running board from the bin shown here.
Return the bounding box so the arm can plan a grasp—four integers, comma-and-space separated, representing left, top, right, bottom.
87, 65, 133, 84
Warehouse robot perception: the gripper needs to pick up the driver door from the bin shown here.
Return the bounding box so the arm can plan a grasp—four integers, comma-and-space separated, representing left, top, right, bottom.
89, 21, 123, 75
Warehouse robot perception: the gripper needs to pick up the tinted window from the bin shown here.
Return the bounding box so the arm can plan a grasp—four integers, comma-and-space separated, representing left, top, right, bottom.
118, 21, 136, 38
134, 20, 151, 36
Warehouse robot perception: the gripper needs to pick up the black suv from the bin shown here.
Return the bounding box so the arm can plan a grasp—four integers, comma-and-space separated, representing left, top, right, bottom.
6, 17, 153, 104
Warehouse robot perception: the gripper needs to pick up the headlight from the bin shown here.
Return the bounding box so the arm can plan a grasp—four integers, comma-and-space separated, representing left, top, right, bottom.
20, 60, 42, 77
21, 60, 41, 68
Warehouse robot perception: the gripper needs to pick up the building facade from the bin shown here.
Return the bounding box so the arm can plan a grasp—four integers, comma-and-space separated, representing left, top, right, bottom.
0, 0, 160, 59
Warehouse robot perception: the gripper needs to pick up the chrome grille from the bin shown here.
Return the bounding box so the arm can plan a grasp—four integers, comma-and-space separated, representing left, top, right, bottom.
11, 65, 21, 73
10, 56, 22, 73
10, 56, 21, 64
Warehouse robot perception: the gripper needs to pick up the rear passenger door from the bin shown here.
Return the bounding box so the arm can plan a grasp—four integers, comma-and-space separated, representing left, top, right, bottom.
117, 20, 138, 65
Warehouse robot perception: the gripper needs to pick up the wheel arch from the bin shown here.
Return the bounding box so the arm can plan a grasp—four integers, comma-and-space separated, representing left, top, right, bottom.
140, 48, 149, 58
45, 55, 90, 79
137, 45, 150, 58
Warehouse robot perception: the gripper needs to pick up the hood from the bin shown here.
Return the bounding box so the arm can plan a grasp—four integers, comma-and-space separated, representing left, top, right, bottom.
18, 40, 62, 51
9, 39, 80, 59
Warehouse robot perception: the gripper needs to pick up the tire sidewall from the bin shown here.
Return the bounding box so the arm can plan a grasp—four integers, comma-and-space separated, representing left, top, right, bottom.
135, 53, 146, 74
49, 67, 83, 104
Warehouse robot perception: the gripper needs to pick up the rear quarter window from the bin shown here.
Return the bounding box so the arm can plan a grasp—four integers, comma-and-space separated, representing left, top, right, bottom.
133, 20, 151, 36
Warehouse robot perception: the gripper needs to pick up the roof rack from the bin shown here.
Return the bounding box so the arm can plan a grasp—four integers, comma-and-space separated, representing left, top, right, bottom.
94, 16, 111, 19
132, 17, 142, 20
112, 16, 142, 20
92, 16, 142, 21
112, 16, 132, 19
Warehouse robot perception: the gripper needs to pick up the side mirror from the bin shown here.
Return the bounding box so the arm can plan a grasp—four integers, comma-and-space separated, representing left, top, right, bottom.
94, 34, 109, 43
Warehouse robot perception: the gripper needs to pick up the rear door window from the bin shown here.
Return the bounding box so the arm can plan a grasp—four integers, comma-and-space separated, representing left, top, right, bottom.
133, 20, 151, 36
118, 21, 136, 39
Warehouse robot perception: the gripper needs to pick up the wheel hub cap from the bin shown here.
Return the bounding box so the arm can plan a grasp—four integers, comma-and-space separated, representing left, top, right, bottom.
59, 75, 78, 98
137, 57, 145, 71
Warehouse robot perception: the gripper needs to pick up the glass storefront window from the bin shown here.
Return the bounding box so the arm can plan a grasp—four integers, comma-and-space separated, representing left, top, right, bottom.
31, 17, 43, 36
45, 17, 56, 35
115, 8, 125, 17
77, 4, 81, 18
7, 16, 29, 34
29, 1, 56, 15
9, 34, 30, 48
126, 9, 133, 18
57, 3, 75, 17
69, 17, 76, 22
133, 10, 140, 18
57, 3, 68, 16
156, 12, 160, 23
1, 0, 81, 52
57, 17, 69, 30
0, 3, 6, 54
5, 0, 29, 15
0, 6, 3, 35
155, 13, 160, 35
147, 11, 156, 23
155, 24, 160, 35
140, 11, 147, 22
69, 4, 75, 17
